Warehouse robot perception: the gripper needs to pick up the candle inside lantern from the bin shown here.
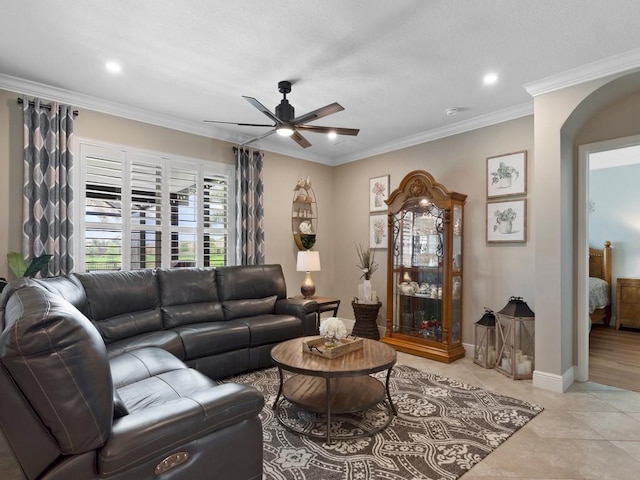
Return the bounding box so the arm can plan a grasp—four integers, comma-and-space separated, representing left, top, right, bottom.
517, 358, 532, 375
487, 346, 496, 365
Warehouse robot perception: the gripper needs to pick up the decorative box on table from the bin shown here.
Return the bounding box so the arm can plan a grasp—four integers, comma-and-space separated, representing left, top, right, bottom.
302, 336, 364, 359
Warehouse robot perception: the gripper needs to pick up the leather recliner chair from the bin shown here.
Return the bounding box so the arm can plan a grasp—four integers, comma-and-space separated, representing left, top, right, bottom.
0, 282, 265, 480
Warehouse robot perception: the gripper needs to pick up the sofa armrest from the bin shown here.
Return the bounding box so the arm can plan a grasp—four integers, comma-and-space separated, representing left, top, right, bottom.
98, 383, 264, 476
275, 298, 317, 316
276, 298, 318, 335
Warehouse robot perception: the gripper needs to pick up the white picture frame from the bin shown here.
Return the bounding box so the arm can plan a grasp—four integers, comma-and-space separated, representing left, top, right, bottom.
486, 199, 527, 243
369, 175, 389, 212
369, 214, 387, 249
487, 151, 527, 199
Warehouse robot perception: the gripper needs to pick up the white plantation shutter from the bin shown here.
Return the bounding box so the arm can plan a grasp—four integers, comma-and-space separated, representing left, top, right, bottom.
168, 165, 198, 267
78, 141, 234, 271
83, 147, 124, 271
203, 170, 230, 267
130, 157, 163, 269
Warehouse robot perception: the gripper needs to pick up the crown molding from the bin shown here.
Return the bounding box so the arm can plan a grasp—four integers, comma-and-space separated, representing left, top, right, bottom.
331, 102, 533, 166
0, 73, 226, 139
0, 73, 335, 165
524, 47, 640, 97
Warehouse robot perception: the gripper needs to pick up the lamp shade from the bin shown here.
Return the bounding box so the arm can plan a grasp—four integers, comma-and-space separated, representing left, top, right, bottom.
296, 250, 321, 272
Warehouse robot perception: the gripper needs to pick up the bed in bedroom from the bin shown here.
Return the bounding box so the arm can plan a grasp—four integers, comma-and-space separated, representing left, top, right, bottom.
589, 240, 612, 327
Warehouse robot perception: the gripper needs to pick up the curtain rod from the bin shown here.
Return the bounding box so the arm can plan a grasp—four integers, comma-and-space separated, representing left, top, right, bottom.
17, 97, 79, 116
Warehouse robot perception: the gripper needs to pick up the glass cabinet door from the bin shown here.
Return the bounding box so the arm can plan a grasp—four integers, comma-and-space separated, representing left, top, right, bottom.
392, 205, 445, 342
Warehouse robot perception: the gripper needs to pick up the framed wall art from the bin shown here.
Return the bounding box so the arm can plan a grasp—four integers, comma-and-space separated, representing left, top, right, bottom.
369, 175, 389, 212
369, 213, 387, 249
486, 151, 527, 198
486, 199, 527, 243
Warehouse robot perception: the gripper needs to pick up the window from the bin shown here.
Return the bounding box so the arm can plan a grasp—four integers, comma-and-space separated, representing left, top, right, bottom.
77, 141, 235, 272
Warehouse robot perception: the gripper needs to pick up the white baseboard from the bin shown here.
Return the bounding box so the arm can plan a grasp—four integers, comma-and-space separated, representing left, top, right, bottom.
533, 365, 575, 393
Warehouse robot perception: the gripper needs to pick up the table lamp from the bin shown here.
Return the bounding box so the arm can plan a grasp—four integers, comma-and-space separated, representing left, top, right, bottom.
296, 250, 321, 298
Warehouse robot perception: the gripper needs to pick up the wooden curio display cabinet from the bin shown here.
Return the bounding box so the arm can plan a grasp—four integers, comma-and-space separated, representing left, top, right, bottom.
382, 170, 466, 363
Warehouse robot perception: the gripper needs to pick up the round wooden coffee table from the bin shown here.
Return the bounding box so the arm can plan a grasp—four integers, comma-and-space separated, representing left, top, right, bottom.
270, 336, 397, 443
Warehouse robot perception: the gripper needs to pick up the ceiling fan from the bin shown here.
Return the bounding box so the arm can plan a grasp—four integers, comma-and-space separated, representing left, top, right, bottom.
204, 80, 359, 148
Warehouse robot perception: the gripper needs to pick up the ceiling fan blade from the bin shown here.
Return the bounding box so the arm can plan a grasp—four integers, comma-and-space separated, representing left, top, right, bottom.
292, 102, 344, 125
203, 120, 274, 127
291, 130, 312, 149
296, 125, 360, 136
243, 96, 283, 124
242, 129, 277, 146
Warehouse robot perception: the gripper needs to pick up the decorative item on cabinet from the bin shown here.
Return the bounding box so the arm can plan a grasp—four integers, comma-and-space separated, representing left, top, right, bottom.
473, 308, 497, 369
292, 177, 317, 250
381, 170, 466, 363
494, 297, 535, 379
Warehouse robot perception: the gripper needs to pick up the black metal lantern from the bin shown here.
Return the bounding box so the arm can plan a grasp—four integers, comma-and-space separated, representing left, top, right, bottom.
494, 296, 535, 379
473, 308, 497, 369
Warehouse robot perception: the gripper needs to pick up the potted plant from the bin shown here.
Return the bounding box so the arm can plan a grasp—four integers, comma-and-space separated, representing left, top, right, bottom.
493, 208, 517, 234
355, 243, 378, 302
491, 161, 519, 188
1, 252, 52, 293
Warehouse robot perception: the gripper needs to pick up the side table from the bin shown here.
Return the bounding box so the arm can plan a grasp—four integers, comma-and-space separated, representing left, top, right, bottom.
293, 295, 341, 330
352, 300, 382, 340
616, 278, 640, 330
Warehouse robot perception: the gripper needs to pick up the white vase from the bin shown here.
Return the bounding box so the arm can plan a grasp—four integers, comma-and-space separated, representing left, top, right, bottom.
362, 279, 372, 302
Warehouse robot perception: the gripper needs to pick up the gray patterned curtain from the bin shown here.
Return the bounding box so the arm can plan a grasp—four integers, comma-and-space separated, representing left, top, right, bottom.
22, 98, 75, 276
234, 147, 264, 265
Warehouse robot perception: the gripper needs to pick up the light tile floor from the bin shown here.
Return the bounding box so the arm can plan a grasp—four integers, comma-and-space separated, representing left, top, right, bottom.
2, 353, 640, 479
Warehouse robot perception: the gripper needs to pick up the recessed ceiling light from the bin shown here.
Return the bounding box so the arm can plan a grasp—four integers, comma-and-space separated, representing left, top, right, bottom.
327, 131, 337, 140
105, 61, 122, 74
483, 72, 498, 85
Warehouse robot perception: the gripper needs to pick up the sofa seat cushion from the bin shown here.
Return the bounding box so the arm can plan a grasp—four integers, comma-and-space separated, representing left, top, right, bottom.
117, 368, 219, 412
102, 365, 264, 476
110, 347, 188, 388
241, 314, 304, 346
106, 330, 185, 360
172, 320, 250, 359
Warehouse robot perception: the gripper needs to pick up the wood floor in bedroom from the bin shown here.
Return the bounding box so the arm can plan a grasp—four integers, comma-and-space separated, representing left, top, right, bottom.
589, 324, 640, 392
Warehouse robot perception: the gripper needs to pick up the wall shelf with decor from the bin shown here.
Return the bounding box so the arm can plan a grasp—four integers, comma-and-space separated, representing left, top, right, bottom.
292, 177, 317, 250
382, 170, 466, 363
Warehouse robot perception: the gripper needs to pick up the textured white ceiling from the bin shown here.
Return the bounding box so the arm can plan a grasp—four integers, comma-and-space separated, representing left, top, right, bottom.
2, 0, 640, 165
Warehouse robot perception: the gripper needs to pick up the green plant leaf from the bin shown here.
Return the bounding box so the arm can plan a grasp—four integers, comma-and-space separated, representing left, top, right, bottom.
23, 254, 53, 278
7, 252, 27, 278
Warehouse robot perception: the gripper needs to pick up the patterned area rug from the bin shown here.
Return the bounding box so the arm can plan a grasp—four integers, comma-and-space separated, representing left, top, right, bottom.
223, 365, 542, 480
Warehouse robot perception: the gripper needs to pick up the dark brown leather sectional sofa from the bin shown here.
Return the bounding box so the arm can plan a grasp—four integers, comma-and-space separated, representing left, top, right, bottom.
0, 264, 317, 480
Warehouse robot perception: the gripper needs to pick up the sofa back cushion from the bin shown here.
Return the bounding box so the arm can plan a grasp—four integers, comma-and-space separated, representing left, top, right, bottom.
216, 265, 288, 321
158, 268, 224, 327
0, 284, 112, 454
216, 264, 287, 302
35, 275, 90, 316
76, 270, 162, 343
222, 295, 278, 321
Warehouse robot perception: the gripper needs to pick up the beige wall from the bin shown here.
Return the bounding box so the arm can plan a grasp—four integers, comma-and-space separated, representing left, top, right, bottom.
332, 117, 536, 345
533, 71, 640, 386
2, 74, 639, 389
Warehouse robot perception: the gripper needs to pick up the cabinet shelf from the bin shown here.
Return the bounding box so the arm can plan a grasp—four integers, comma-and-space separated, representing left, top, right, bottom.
292, 179, 318, 250
381, 170, 466, 364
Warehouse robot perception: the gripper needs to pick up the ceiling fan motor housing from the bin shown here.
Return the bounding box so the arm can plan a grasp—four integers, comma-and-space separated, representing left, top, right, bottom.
276, 100, 294, 122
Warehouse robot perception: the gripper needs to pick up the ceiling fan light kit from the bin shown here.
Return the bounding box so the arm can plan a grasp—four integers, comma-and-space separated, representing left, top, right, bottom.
204, 80, 359, 148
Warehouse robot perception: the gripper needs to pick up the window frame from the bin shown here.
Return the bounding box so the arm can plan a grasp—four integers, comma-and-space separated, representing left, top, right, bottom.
75, 138, 235, 272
